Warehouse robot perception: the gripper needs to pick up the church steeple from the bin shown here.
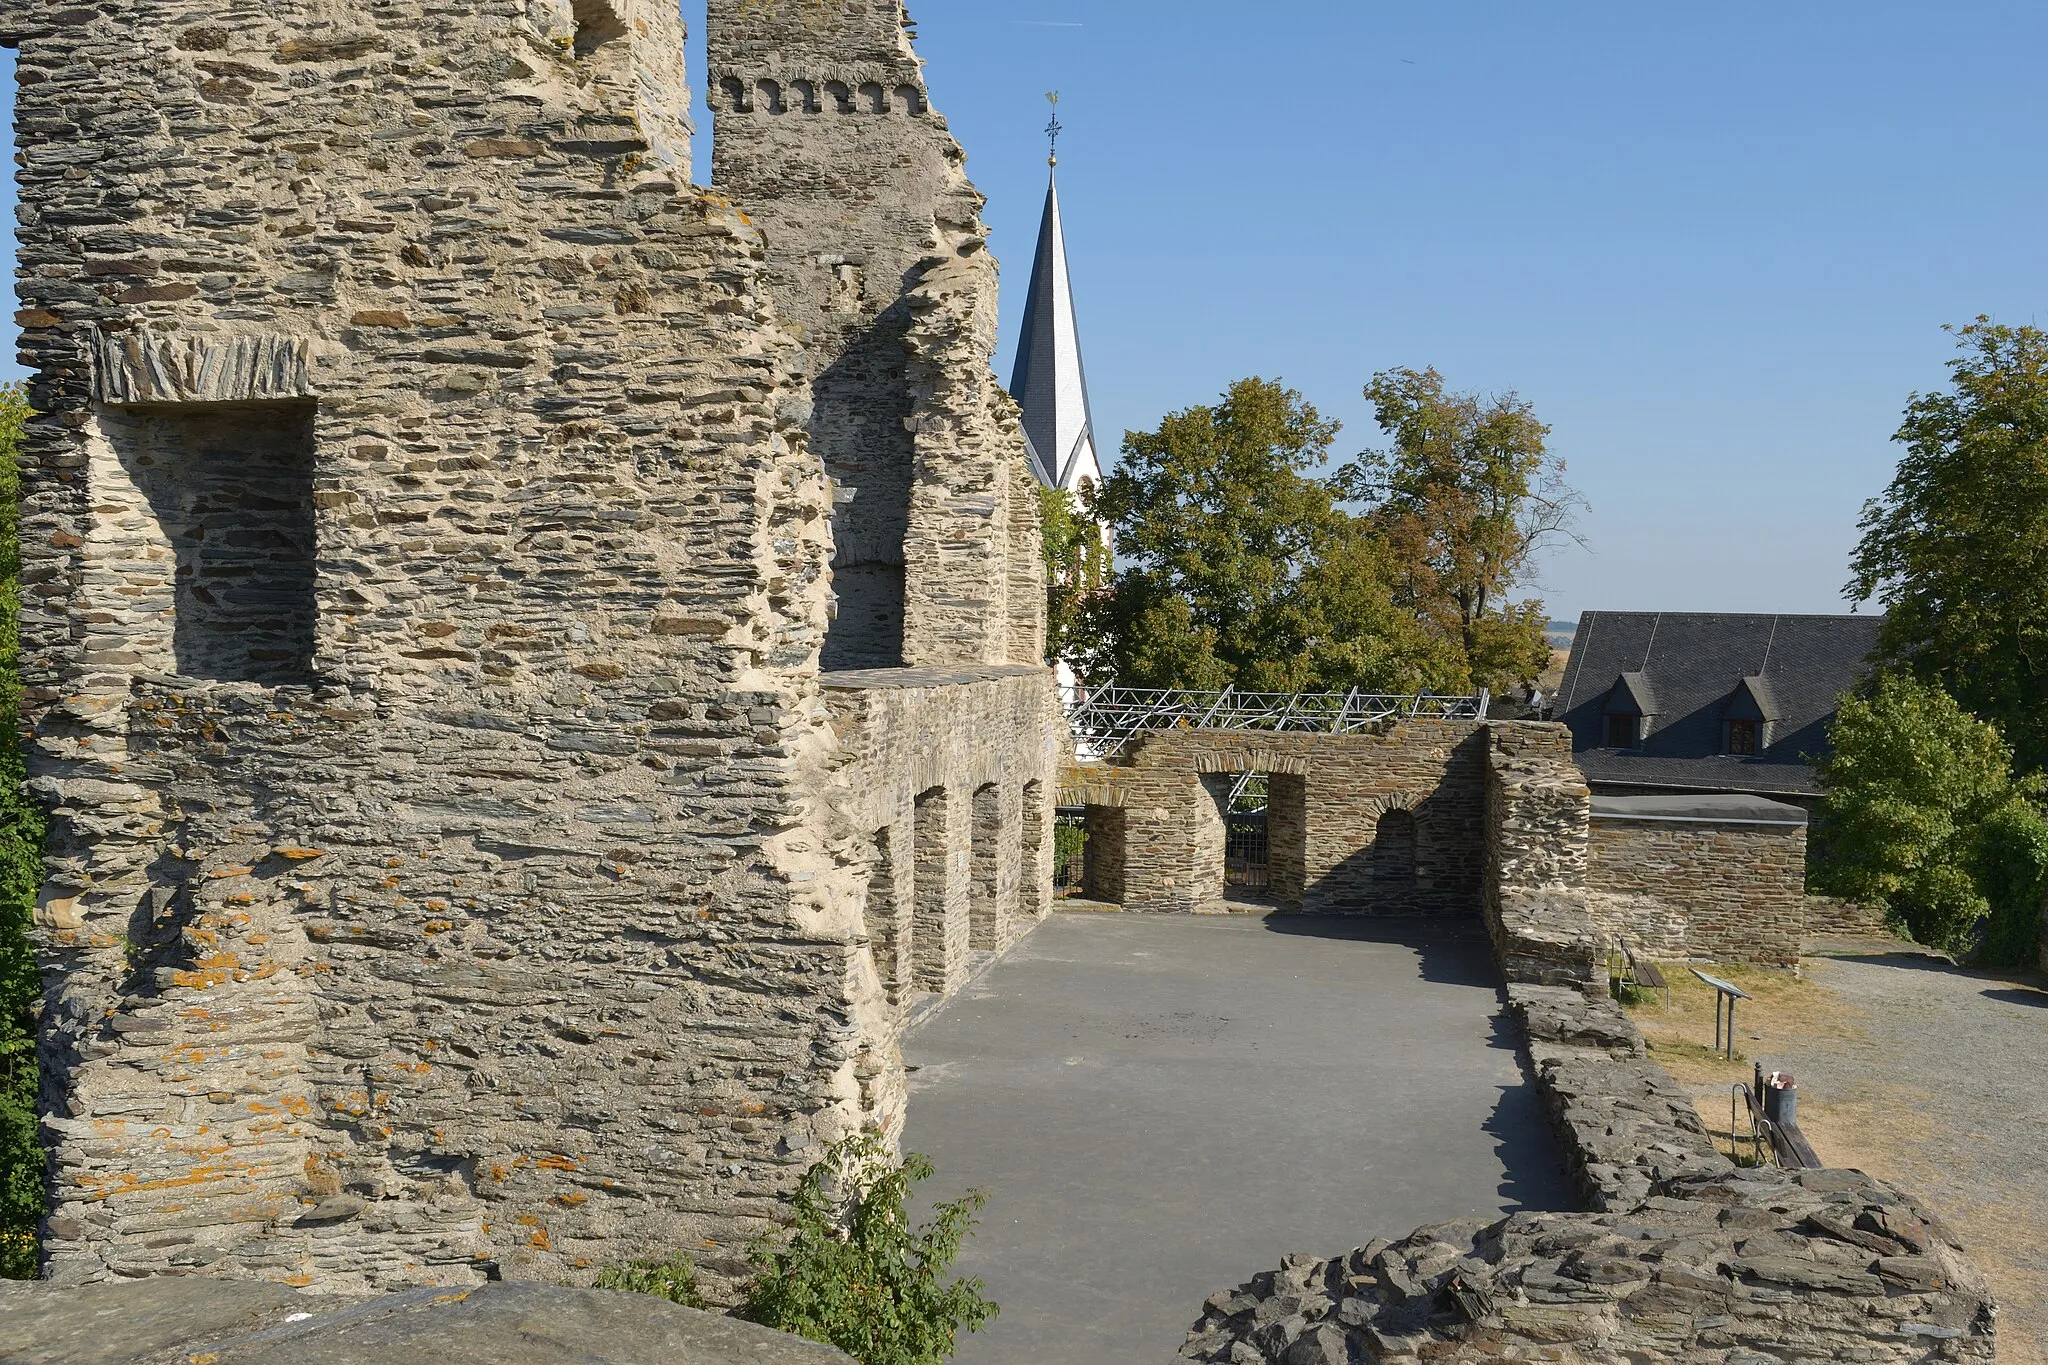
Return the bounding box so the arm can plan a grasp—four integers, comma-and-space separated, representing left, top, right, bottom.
1012, 93, 1102, 494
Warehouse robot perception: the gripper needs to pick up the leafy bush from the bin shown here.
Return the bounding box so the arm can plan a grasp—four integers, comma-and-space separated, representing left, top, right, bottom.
1973, 801, 2048, 968
1813, 673, 2048, 958
740, 1132, 995, 1365
0, 386, 45, 1279
594, 1253, 705, 1308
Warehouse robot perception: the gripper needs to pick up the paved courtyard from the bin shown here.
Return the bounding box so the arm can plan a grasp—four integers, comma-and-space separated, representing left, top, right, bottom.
902, 912, 1571, 1365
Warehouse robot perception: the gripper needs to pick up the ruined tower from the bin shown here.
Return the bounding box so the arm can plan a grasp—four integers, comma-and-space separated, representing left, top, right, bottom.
708, 0, 1044, 671
2, 0, 1057, 1295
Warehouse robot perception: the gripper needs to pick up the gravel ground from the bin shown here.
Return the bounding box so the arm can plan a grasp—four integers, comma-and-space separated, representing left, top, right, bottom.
1755, 951, 2048, 1365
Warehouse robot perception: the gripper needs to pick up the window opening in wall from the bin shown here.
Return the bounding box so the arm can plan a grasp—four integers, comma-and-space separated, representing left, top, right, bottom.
1726, 719, 1759, 755
1605, 713, 1641, 749
1223, 773, 1270, 892
1373, 808, 1418, 887
98, 401, 319, 685
571, 0, 628, 58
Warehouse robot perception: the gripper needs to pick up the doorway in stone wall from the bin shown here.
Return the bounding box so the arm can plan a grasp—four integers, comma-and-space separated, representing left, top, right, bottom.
1220, 773, 1273, 902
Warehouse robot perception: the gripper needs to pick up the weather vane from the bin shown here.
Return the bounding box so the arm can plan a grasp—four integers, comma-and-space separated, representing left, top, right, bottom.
1045, 91, 1063, 167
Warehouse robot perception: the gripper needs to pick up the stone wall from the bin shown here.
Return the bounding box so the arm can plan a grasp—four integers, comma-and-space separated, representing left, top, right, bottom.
1588, 816, 1808, 965
5, 0, 1057, 1297
707, 0, 1043, 674
1064, 720, 1497, 915
1587, 800, 1810, 966
1478, 726, 1603, 990
1183, 983, 1998, 1363
821, 664, 1061, 1071
1805, 893, 1891, 938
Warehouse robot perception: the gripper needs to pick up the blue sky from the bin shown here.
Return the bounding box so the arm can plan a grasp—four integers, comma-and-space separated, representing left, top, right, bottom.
13, 6, 2048, 618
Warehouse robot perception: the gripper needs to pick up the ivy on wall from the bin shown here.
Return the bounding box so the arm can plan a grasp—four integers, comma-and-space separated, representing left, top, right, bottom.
0, 385, 47, 1279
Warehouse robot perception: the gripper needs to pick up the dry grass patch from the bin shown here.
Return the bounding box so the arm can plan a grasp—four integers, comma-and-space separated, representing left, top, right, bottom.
1621, 961, 1870, 1162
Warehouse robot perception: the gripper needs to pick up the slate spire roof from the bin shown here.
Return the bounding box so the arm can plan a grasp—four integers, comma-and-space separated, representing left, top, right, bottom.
1011, 160, 1102, 493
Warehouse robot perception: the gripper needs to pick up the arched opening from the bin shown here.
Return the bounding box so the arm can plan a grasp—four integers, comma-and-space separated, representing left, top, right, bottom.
754, 78, 785, 115
1222, 773, 1271, 901
824, 80, 854, 113
893, 83, 925, 116
859, 81, 887, 113
1374, 808, 1418, 890
717, 74, 750, 113
789, 79, 820, 114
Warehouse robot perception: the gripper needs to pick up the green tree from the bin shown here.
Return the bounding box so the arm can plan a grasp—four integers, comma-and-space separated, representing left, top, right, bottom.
1037, 485, 1107, 667
1340, 367, 1583, 694
1848, 319, 2048, 773
0, 384, 46, 1279
1074, 377, 1460, 695
741, 1132, 995, 1365
1812, 674, 2048, 959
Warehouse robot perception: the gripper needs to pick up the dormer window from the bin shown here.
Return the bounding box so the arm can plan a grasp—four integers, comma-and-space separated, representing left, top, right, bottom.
1720, 676, 1777, 757
1601, 672, 1656, 750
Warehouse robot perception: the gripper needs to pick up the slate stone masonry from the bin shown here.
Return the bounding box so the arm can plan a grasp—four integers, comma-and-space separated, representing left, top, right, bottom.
1065, 721, 1495, 916
5, 0, 1059, 1297
1587, 810, 1809, 966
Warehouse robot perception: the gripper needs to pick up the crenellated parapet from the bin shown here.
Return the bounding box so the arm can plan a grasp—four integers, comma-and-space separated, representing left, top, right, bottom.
713, 74, 930, 117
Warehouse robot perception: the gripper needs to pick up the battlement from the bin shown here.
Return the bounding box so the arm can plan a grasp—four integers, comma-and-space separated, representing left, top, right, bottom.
713, 74, 929, 117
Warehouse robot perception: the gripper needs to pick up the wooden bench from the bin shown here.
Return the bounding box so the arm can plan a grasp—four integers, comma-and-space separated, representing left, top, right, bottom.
1621, 943, 1670, 1007
1738, 1080, 1824, 1170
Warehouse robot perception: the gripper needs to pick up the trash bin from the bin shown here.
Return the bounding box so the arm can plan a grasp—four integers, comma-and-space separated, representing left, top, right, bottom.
1763, 1071, 1797, 1126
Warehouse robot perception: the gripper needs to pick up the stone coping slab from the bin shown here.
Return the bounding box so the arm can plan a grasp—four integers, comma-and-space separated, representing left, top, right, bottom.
820, 664, 1050, 691
2, 1280, 852, 1365
1591, 793, 1810, 825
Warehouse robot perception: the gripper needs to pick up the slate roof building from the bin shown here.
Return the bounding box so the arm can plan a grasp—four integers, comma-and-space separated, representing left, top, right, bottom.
1010, 137, 1103, 494
1555, 612, 1885, 803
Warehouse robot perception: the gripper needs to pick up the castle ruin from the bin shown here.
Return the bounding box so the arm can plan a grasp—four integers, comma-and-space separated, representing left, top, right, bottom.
3, 0, 1058, 1292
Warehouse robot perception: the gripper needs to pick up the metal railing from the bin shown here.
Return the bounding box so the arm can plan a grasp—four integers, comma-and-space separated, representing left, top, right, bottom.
1064, 685, 1490, 756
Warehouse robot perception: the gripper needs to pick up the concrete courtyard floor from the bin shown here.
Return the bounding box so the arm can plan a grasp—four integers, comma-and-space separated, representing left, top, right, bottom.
901, 911, 1572, 1365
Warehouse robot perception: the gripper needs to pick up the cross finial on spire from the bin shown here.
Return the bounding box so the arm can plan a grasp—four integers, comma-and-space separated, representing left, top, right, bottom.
1045, 91, 1062, 168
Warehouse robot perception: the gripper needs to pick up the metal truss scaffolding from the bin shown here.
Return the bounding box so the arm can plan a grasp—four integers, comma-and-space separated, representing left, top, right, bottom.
1064, 685, 1491, 758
